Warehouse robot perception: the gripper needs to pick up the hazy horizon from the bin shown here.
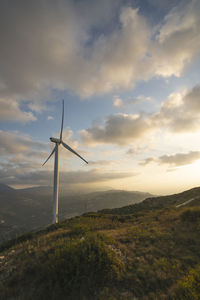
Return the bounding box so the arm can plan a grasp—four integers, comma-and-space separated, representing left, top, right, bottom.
4, 181, 200, 197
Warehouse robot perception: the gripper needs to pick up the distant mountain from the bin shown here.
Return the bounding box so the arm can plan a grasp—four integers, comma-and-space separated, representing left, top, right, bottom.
0, 184, 152, 245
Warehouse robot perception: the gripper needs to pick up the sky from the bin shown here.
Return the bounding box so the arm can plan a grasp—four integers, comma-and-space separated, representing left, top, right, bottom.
0, 0, 200, 195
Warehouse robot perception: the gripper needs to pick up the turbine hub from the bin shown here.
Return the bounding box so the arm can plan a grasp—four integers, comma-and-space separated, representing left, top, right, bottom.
50, 137, 61, 144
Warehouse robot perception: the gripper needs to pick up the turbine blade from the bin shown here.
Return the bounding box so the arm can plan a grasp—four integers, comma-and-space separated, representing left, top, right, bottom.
60, 100, 64, 141
42, 146, 56, 166
61, 141, 88, 164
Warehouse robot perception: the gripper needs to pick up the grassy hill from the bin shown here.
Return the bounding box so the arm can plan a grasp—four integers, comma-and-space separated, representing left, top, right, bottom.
1, 187, 200, 299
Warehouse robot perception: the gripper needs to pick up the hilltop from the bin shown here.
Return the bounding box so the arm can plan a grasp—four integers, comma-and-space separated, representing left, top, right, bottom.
1, 186, 200, 299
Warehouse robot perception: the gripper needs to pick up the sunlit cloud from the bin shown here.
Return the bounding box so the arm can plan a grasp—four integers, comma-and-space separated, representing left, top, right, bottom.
82, 83, 200, 146
113, 97, 123, 107
0, 98, 36, 123
140, 151, 200, 167
154, 84, 200, 132
81, 113, 154, 146
153, 0, 200, 77
88, 160, 116, 166
0, 0, 199, 108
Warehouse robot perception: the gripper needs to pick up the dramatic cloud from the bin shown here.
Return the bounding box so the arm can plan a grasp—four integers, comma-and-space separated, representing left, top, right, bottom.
0, 0, 127, 100
0, 0, 199, 112
153, 0, 200, 77
155, 84, 200, 132
140, 151, 200, 167
81, 113, 154, 146
81, 82, 200, 146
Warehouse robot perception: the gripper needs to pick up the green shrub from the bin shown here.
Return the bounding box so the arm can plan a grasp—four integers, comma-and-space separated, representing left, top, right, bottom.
70, 223, 90, 236
33, 233, 124, 299
174, 265, 200, 299
180, 209, 200, 223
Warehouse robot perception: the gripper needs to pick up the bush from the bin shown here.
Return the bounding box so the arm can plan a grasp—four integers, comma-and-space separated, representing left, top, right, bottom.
180, 209, 200, 223
70, 223, 90, 236
174, 265, 200, 299
33, 233, 125, 299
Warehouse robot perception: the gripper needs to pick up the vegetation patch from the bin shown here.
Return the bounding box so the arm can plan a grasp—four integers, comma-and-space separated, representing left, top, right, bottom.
180, 208, 200, 223
0, 233, 125, 300
1, 192, 200, 299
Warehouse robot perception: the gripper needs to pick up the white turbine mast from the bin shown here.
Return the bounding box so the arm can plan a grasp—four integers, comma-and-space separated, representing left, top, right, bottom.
43, 100, 88, 224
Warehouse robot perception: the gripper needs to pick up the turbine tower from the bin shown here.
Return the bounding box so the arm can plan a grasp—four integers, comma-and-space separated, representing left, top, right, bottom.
43, 100, 88, 224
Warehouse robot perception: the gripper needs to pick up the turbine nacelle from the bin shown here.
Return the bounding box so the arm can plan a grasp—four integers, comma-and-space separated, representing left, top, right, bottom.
50, 137, 61, 144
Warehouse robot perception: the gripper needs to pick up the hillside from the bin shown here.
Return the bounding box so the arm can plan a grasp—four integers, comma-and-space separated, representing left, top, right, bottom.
101, 186, 200, 214
1, 186, 200, 299
0, 184, 151, 245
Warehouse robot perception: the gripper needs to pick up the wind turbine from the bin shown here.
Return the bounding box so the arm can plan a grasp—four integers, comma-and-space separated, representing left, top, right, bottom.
43, 100, 88, 224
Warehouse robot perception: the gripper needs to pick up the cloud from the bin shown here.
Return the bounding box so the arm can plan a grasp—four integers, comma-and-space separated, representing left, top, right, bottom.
0, 167, 135, 187
0, 98, 36, 122
127, 148, 138, 155
0, 130, 50, 186
113, 98, 123, 107
140, 151, 200, 167
127, 146, 148, 155
88, 160, 115, 166
159, 152, 200, 166
0, 0, 125, 101
153, 0, 200, 77
47, 116, 54, 120
115, 95, 154, 109
81, 113, 154, 146
81, 82, 200, 146
0, 127, 91, 187
132, 96, 153, 105
0, 0, 198, 107
0, 127, 136, 187
0, 130, 46, 155
82, 6, 152, 96
155, 84, 200, 133
139, 157, 155, 166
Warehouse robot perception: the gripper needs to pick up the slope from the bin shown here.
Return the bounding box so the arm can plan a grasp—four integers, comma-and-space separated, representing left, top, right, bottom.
1, 186, 200, 299
101, 186, 200, 215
